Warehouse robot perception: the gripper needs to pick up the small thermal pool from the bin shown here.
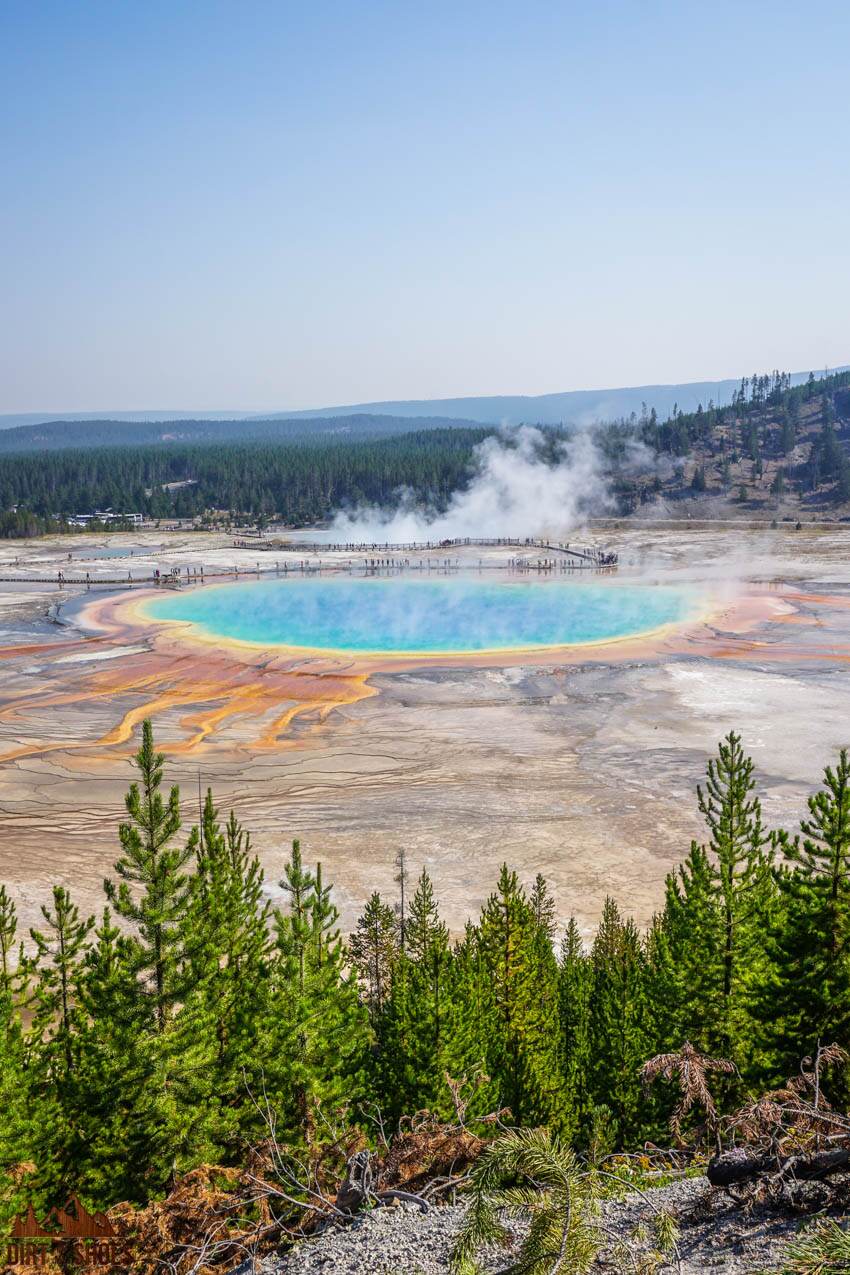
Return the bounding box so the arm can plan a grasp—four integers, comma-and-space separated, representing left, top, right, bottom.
142, 576, 697, 654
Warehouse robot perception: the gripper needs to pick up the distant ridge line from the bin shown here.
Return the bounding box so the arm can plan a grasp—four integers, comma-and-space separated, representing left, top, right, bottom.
0, 413, 491, 453
270, 366, 850, 427
4, 364, 847, 432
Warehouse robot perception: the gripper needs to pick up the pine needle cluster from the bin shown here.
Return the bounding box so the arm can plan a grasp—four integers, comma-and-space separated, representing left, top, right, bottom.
450, 1127, 601, 1275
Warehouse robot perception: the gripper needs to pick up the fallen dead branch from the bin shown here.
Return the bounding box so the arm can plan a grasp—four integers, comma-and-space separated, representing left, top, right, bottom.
707, 1146, 850, 1188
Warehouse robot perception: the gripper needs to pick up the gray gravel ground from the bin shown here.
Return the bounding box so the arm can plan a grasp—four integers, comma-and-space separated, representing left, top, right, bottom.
235, 1175, 837, 1274
239, 1202, 521, 1274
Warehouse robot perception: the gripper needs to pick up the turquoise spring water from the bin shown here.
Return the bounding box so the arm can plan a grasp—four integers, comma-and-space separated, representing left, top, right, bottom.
143, 576, 696, 654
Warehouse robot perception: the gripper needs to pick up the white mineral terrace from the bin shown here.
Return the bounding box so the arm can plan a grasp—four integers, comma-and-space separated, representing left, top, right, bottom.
0, 523, 848, 941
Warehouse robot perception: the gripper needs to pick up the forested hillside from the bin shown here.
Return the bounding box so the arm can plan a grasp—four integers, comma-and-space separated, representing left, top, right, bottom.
0, 428, 492, 534
618, 367, 850, 516
1, 370, 849, 536
2, 723, 849, 1238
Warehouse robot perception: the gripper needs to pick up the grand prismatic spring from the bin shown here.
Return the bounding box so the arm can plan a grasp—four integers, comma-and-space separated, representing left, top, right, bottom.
142, 577, 698, 654
2, 526, 850, 938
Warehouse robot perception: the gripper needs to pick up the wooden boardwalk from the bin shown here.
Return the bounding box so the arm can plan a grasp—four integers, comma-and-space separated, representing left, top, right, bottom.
245, 535, 617, 566
0, 537, 617, 586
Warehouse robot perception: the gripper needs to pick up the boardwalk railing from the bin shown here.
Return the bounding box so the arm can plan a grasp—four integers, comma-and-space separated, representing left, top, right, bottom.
254, 536, 617, 566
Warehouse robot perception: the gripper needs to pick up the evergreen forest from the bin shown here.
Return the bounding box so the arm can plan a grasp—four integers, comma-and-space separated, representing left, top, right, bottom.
0, 428, 493, 535
2, 722, 850, 1230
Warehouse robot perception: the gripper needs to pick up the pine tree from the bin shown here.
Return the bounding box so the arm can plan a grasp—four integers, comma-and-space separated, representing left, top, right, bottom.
440, 922, 501, 1118
558, 918, 592, 1141
0, 890, 37, 1230
406, 869, 448, 961
697, 732, 771, 1057
0, 884, 21, 999
30, 886, 93, 1084
764, 752, 850, 1074
587, 898, 649, 1146
780, 412, 796, 455
266, 843, 368, 1144
25, 887, 94, 1206
475, 865, 565, 1126
173, 793, 272, 1161
104, 720, 195, 1032
530, 872, 558, 943
405, 869, 453, 1089
349, 892, 398, 1020
72, 908, 164, 1204
649, 736, 775, 1087
394, 848, 409, 956
370, 870, 458, 1119
651, 844, 723, 1052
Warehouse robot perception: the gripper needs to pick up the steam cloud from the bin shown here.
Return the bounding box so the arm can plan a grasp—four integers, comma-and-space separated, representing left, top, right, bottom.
331, 426, 618, 541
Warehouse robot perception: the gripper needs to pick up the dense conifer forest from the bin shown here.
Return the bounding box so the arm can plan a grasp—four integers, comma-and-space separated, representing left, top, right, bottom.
2, 722, 849, 1231
0, 428, 493, 534
1, 370, 849, 536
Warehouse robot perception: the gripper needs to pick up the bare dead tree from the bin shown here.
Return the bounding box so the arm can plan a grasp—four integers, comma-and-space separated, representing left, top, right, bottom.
640, 1041, 737, 1149
394, 847, 408, 955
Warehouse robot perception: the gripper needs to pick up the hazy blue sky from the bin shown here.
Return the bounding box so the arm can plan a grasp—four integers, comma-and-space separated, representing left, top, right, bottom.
2, 1, 849, 413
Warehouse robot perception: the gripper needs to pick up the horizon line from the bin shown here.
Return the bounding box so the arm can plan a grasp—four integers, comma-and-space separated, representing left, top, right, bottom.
3, 361, 848, 422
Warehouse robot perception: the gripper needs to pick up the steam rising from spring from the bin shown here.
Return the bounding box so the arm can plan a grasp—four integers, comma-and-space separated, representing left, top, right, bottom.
331, 426, 615, 540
